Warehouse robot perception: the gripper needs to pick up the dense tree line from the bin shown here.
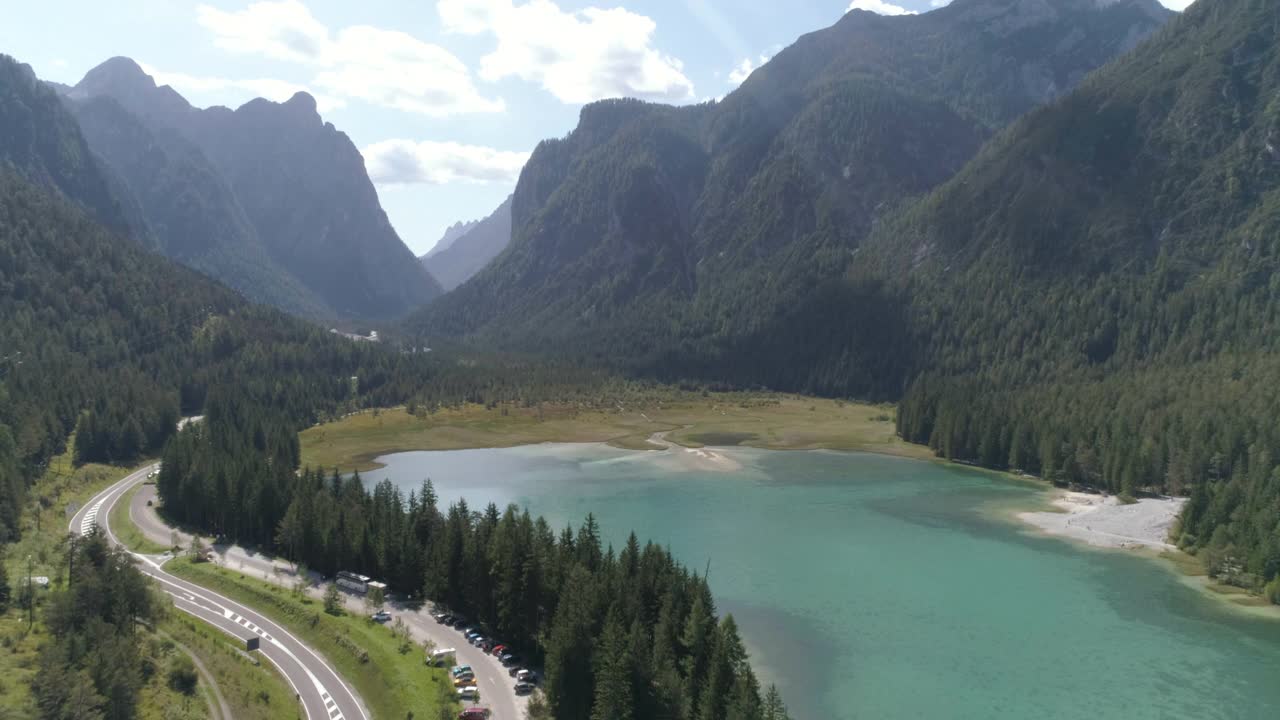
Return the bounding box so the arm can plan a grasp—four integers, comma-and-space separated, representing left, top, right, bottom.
159, 406, 792, 720
880, 0, 1280, 602
0, 162, 621, 542
422, 0, 1279, 604
36, 531, 155, 720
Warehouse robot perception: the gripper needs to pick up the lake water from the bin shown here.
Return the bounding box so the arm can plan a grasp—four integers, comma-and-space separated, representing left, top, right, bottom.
361, 444, 1280, 719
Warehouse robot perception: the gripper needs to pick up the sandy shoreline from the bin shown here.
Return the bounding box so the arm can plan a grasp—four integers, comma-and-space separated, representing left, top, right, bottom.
646, 430, 743, 471
1018, 490, 1186, 550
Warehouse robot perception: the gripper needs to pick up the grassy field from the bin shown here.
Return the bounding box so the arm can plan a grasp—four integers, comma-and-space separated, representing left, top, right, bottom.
111, 481, 173, 554
301, 393, 929, 472
159, 611, 300, 720
168, 559, 456, 720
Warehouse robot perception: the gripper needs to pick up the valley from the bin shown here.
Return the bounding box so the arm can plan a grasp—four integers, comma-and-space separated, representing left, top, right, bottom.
4, 1, 1280, 719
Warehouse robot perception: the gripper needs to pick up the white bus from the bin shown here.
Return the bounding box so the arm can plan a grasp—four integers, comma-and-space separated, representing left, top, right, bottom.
336, 570, 371, 594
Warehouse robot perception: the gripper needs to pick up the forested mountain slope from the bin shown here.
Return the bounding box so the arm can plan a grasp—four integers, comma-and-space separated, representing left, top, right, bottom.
408, 0, 1170, 371
0, 56, 134, 238
69, 94, 331, 318
421, 195, 512, 291
846, 0, 1280, 596
64, 57, 442, 321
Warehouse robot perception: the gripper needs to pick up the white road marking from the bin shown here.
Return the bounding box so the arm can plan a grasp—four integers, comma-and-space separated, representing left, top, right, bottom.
72, 462, 369, 720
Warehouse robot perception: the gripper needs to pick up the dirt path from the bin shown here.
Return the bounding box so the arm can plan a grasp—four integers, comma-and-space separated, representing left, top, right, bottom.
157, 628, 233, 720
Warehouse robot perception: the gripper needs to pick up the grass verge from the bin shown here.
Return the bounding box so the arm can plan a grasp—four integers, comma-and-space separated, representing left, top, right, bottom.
160, 611, 300, 720
301, 393, 925, 472
168, 559, 455, 720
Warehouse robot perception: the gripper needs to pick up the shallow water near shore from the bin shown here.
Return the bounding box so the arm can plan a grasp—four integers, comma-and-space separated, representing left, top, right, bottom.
362, 444, 1280, 720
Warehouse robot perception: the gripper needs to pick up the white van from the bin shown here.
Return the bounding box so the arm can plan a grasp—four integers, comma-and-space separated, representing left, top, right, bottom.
430, 648, 457, 666
457, 686, 479, 700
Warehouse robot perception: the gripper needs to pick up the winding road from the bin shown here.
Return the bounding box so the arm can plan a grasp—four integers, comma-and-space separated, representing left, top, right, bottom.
70, 464, 369, 720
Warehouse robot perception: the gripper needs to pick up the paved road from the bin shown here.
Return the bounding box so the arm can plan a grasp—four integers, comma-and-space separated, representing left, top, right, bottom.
71, 465, 369, 720
131, 476, 528, 719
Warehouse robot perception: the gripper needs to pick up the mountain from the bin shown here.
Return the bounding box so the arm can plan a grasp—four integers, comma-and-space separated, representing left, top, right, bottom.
408, 0, 1171, 365
68, 94, 331, 318
424, 217, 482, 260
66, 57, 442, 320
0, 52, 446, 539
808, 0, 1276, 595
0, 55, 133, 237
421, 195, 513, 291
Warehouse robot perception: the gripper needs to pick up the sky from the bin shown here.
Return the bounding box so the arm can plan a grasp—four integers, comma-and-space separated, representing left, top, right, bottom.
1, 0, 1192, 255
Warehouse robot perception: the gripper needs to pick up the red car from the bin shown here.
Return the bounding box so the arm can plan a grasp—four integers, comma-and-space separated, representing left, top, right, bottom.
491, 644, 507, 656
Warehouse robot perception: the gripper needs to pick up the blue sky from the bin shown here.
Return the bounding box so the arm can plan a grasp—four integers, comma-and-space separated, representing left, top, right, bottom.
1, 0, 1190, 254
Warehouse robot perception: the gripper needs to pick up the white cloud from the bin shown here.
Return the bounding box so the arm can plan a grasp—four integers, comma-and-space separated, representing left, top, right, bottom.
728, 53, 772, 86
846, 0, 916, 15
438, 0, 695, 105
139, 62, 346, 112
195, 1, 503, 116
197, 0, 328, 63
1158, 0, 1194, 9
363, 139, 530, 185
314, 26, 504, 116
931, 0, 952, 7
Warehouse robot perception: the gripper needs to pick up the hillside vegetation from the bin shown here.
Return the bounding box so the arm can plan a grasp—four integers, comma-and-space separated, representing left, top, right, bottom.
409, 0, 1170, 384
863, 0, 1280, 597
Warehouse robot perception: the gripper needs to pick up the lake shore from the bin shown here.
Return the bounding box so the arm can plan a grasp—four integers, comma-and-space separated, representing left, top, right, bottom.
299, 394, 927, 472
1018, 490, 1186, 551
645, 430, 743, 471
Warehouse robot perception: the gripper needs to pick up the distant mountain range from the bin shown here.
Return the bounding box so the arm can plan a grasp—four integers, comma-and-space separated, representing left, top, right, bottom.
406, 0, 1172, 366
59, 57, 442, 321
420, 196, 512, 291
424, 217, 483, 260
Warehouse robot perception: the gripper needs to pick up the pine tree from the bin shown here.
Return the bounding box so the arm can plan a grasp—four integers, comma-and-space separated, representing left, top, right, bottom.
762, 685, 790, 720
591, 613, 634, 720
680, 581, 715, 718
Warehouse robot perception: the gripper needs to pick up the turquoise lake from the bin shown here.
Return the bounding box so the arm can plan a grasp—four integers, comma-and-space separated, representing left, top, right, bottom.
361, 444, 1280, 719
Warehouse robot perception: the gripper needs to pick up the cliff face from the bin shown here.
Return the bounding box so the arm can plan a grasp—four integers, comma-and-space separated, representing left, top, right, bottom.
408, 0, 1172, 361
67, 57, 442, 320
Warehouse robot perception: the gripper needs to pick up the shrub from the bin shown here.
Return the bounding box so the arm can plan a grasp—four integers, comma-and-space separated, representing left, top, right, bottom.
1265, 577, 1280, 606
167, 655, 199, 695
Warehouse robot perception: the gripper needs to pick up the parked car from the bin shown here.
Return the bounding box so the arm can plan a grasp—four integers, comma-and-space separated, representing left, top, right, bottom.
457, 709, 490, 719
514, 681, 536, 695
478, 639, 495, 652
451, 665, 473, 678
453, 675, 475, 687
370, 610, 392, 623
457, 686, 479, 700
500, 653, 521, 666
491, 644, 507, 656
516, 669, 537, 684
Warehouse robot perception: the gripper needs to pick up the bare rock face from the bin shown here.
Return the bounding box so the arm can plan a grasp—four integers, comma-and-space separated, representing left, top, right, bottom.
66, 58, 442, 321
405, 0, 1173, 367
